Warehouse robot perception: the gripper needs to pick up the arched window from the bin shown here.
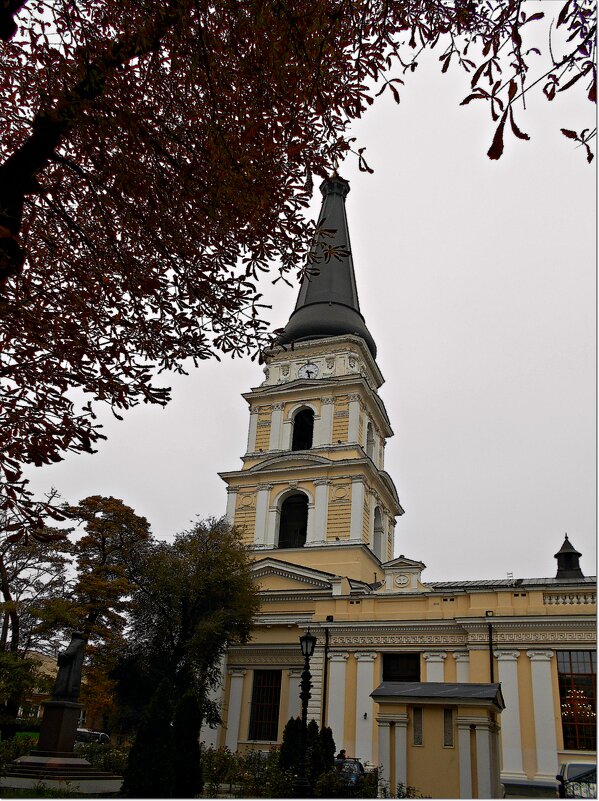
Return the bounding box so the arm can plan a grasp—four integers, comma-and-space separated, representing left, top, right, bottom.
291, 408, 314, 451
373, 507, 384, 560
366, 422, 375, 460
278, 493, 308, 549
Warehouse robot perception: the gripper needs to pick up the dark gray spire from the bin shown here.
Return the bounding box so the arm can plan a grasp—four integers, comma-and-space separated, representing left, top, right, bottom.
554, 534, 584, 579
277, 175, 377, 358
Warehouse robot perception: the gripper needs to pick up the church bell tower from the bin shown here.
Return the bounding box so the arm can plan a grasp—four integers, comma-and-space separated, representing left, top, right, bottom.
219, 175, 403, 582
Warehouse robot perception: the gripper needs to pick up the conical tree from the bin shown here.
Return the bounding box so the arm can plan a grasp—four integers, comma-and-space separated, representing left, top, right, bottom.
121, 678, 175, 798
319, 726, 336, 771
172, 691, 203, 798
279, 716, 302, 773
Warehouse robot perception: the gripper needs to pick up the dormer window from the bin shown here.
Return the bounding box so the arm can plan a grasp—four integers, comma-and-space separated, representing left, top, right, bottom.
291, 408, 314, 451
278, 493, 308, 548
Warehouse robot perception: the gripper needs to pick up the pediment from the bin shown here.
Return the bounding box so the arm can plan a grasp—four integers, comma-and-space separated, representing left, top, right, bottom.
382, 555, 426, 570
248, 453, 332, 472
251, 557, 336, 592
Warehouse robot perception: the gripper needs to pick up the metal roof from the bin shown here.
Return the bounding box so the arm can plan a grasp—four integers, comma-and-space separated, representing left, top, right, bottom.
427, 576, 596, 590
371, 681, 505, 709
276, 175, 377, 358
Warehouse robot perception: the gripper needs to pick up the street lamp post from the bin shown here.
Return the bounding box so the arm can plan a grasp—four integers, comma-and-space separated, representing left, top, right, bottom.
294, 628, 317, 799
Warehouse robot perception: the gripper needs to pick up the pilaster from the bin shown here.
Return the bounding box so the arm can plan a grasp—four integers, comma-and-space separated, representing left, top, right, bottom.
354, 652, 377, 763
312, 480, 330, 545
287, 668, 302, 720
495, 650, 525, 780
328, 653, 349, 751
349, 477, 365, 542
225, 669, 246, 751
268, 402, 284, 450
348, 393, 360, 443
254, 484, 272, 546
454, 651, 470, 683
527, 650, 559, 782
376, 718, 391, 791
225, 488, 238, 526
457, 720, 473, 798
319, 397, 334, 445
246, 409, 258, 453
423, 651, 447, 682
394, 713, 409, 788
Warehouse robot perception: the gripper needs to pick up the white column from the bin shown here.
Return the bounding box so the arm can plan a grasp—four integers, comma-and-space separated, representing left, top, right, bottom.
311, 480, 329, 545
225, 669, 246, 751
377, 719, 391, 794
354, 653, 377, 763
328, 653, 349, 750
495, 650, 525, 779
246, 409, 258, 453
201, 653, 226, 748
394, 714, 409, 788
475, 723, 493, 798
423, 651, 447, 682
527, 650, 559, 781
348, 393, 360, 443
268, 402, 284, 450
457, 720, 473, 798
319, 397, 334, 445
305, 496, 316, 545
225, 488, 238, 526
350, 478, 365, 542
454, 651, 470, 683
254, 484, 271, 546
287, 668, 302, 720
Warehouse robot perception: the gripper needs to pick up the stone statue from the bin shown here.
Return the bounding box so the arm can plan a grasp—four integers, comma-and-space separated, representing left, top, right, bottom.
51, 631, 87, 702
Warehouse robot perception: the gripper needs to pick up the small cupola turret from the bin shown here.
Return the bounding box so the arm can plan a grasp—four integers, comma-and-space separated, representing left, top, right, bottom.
554, 534, 584, 579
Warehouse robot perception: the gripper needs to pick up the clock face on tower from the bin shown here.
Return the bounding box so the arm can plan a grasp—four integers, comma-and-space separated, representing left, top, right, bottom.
298, 363, 319, 379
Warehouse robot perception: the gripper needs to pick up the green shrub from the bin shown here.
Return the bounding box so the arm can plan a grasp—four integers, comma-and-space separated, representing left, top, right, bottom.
315, 766, 380, 798
200, 746, 237, 796
75, 742, 130, 775
234, 748, 294, 798
397, 781, 431, 798
0, 735, 37, 773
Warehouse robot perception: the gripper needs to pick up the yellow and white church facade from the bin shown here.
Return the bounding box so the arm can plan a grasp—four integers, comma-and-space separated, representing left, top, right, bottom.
203, 175, 596, 798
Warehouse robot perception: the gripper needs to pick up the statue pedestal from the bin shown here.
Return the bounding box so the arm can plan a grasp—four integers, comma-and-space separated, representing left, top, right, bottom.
0, 700, 122, 796
36, 699, 82, 753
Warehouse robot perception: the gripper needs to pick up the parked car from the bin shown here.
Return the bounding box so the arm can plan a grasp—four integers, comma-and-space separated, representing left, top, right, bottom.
334, 757, 365, 787
556, 763, 597, 799
74, 728, 110, 745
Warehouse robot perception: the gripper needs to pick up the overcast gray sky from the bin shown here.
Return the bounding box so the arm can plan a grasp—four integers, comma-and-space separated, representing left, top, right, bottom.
26, 24, 596, 582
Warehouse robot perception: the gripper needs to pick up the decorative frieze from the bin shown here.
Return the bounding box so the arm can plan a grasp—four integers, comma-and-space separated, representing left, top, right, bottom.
332, 634, 467, 647
228, 652, 303, 668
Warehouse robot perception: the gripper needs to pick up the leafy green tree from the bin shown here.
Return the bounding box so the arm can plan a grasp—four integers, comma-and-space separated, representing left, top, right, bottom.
38, 496, 152, 729
114, 517, 259, 734
120, 678, 175, 798
172, 691, 203, 798
0, 513, 73, 720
